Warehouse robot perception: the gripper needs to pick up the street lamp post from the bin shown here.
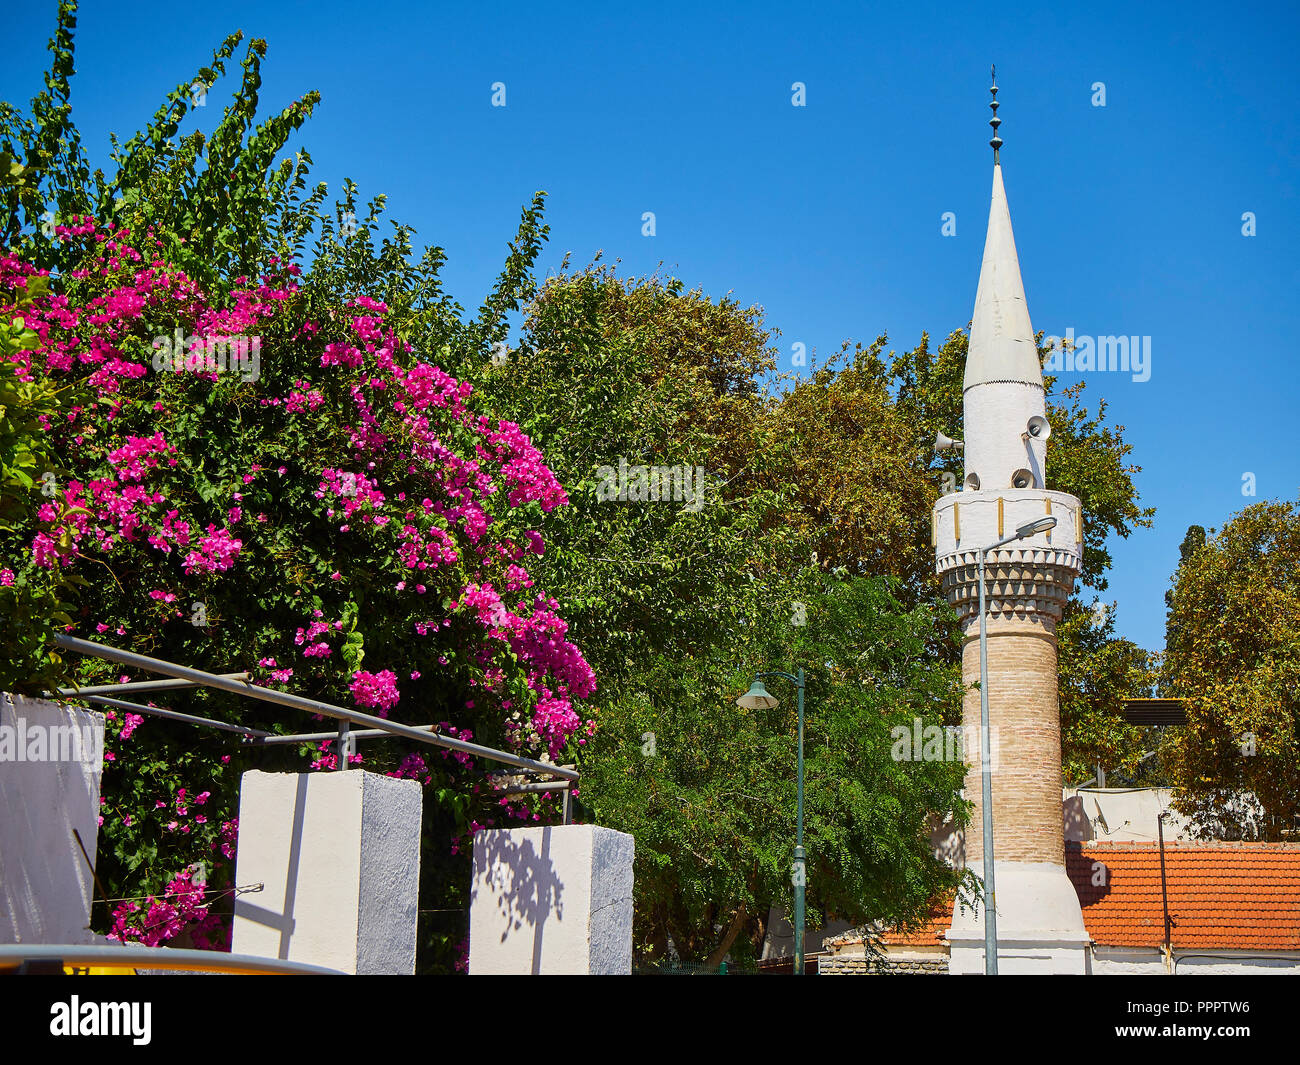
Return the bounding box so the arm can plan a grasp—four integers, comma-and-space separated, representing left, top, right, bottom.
974, 515, 1057, 976
737, 668, 806, 974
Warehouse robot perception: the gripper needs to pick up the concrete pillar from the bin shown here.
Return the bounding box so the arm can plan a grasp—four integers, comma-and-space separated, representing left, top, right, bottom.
0, 693, 104, 945
231, 769, 422, 974
469, 824, 634, 974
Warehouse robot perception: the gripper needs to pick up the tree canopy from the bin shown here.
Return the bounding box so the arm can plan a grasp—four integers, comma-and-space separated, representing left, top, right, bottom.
1162, 503, 1300, 839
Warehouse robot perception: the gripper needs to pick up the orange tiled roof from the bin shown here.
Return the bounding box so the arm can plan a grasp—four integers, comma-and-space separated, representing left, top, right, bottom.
1067, 840, 1300, 952
822, 896, 955, 951
880, 897, 954, 947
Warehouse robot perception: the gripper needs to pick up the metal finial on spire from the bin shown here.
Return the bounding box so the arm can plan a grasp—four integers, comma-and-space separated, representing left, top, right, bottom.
989, 64, 1003, 163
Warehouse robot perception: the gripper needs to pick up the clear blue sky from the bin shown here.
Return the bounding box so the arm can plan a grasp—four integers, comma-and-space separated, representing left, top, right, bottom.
6, 0, 1299, 654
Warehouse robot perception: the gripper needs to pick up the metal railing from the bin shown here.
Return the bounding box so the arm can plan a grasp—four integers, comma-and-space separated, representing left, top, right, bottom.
51, 635, 579, 795
0, 943, 342, 975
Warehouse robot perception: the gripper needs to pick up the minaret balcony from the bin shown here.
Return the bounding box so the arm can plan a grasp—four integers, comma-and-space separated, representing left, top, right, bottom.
931, 488, 1084, 624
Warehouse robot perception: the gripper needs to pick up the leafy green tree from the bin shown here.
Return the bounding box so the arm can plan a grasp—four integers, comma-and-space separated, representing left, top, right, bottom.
1162, 501, 1300, 839
0, 274, 83, 691
1162, 524, 1206, 662
485, 264, 781, 689
1056, 602, 1155, 785
750, 337, 937, 592
581, 574, 969, 965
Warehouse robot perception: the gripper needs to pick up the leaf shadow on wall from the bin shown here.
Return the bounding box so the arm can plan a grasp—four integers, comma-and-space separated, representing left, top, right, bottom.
471, 827, 565, 974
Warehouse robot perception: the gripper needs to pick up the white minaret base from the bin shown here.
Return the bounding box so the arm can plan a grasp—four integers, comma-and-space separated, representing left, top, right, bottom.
947, 861, 1091, 974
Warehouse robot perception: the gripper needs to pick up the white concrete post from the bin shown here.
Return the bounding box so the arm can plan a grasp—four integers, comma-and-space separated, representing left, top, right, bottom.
469, 824, 634, 975
231, 769, 422, 974
0, 693, 105, 945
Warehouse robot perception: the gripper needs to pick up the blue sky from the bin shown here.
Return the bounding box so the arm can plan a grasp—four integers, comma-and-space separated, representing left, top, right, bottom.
6, 0, 1299, 654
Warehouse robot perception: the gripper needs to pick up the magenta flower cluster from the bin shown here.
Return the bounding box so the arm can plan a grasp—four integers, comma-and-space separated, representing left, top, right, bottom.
349, 669, 400, 715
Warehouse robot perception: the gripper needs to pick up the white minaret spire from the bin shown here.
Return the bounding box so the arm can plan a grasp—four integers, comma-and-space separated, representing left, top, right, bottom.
962, 68, 1049, 494
965, 166, 1040, 391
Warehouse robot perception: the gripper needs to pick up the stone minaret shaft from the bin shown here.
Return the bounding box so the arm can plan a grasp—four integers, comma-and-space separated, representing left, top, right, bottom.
945, 553, 1076, 864
931, 74, 1090, 973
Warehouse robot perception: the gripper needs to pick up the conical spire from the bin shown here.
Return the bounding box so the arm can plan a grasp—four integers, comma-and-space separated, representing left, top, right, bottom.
963, 150, 1042, 391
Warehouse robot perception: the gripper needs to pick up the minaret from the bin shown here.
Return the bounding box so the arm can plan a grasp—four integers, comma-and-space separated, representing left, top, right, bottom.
931, 70, 1091, 974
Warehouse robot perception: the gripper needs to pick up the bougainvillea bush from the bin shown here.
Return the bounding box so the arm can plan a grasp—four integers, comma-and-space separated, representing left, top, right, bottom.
0, 218, 592, 963
0, 1, 585, 970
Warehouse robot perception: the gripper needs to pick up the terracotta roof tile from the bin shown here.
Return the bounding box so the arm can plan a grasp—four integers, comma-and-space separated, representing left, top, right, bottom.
833, 842, 1300, 955
1068, 841, 1300, 951
880, 896, 954, 947
824, 895, 955, 950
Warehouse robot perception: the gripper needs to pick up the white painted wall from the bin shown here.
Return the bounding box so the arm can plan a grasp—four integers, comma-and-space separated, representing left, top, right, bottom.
1093, 946, 1300, 975
469, 824, 634, 975
763, 909, 856, 959
231, 769, 422, 974
933, 488, 1083, 566
0, 693, 104, 945
930, 787, 1245, 858
1064, 788, 1193, 842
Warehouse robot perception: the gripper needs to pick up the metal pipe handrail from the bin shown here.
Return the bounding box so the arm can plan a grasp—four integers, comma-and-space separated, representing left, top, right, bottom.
55, 634, 578, 781
83, 695, 273, 737
497, 780, 574, 795
245, 724, 444, 745
51, 673, 250, 697
0, 943, 341, 975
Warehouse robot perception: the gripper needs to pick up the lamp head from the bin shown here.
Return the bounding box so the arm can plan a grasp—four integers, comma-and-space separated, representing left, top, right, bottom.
736, 678, 779, 710
1014, 516, 1057, 539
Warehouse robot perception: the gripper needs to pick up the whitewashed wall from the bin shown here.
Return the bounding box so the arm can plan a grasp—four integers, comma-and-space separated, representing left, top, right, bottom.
1093, 946, 1300, 975
0, 693, 104, 945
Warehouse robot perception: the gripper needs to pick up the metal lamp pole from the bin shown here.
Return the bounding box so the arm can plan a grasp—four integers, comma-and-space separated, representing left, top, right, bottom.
794, 668, 805, 975
975, 543, 999, 975
737, 668, 806, 974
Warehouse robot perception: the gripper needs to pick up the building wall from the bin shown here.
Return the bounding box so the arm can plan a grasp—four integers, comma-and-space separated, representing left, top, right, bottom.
819, 943, 1300, 975
0, 694, 104, 946
1092, 946, 1300, 975
930, 785, 1246, 865
1064, 788, 1191, 843
761, 907, 855, 960
820, 952, 948, 975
